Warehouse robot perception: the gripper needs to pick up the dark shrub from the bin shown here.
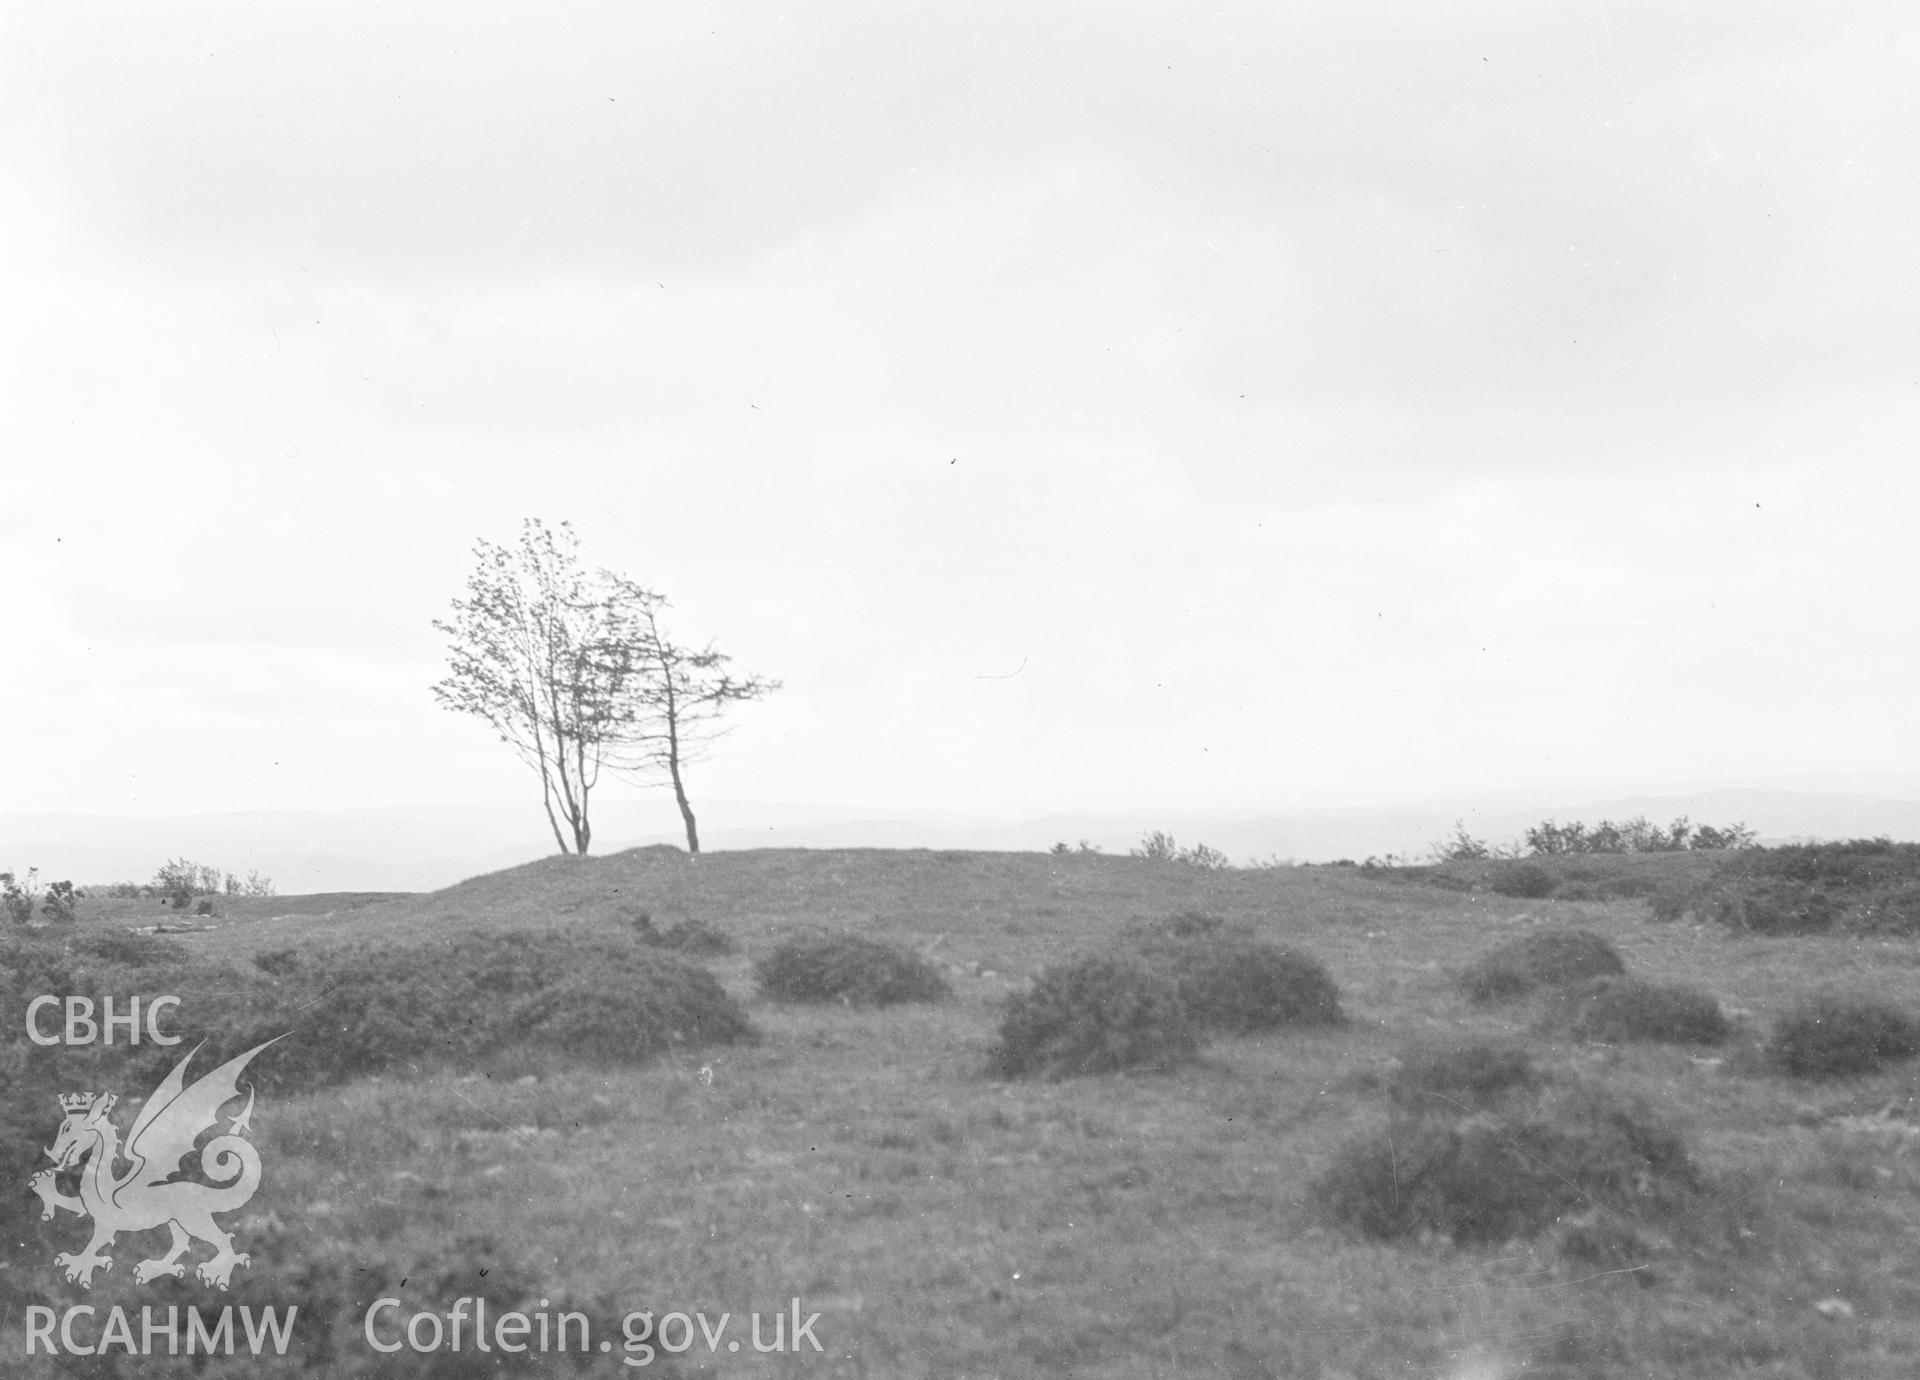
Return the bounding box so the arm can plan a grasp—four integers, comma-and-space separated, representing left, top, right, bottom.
1558, 977, 1731, 1045
1769, 997, 1920, 1078
1647, 880, 1706, 923
501, 955, 752, 1062
1460, 929, 1626, 1003
1389, 1040, 1540, 1112
753, 933, 950, 1006
1489, 863, 1558, 899
1321, 1082, 1700, 1245
1695, 840, 1920, 937
988, 956, 1198, 1079
1140, 938, 1343, 1033
1710, 880, 1839, 935
216, 929, 754, 1089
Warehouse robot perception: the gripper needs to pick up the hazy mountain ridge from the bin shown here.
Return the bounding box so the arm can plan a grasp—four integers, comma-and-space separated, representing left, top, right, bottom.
6, 778, 1920, 894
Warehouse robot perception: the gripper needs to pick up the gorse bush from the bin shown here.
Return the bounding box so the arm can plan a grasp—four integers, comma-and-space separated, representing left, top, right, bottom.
1769, 996, 1920, 1078
1556, 977, 1731, 1046
1459, 929, 1626, 1003
753, 933, 950, 1006
1388, 1041, 1540, 1113
988, 956, 1198, 1079
219, 930, 753, 1090
1320, 1080, 1701, 1246
1138, 937, 1343, 1034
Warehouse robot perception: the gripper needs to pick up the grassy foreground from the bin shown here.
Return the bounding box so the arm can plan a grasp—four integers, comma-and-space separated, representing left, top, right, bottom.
10, 847, 1920, 1377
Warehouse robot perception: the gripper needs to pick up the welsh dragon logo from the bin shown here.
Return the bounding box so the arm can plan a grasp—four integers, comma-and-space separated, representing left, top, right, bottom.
29, 1037, 285, 1290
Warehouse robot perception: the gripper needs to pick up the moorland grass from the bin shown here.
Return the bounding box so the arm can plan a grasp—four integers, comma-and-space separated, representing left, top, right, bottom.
1386, 1039, 1541, 1112
17, 848, 1920, 1377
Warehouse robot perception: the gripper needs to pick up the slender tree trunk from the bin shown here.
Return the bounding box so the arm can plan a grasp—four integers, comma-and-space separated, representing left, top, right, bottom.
668, 752, 699, 854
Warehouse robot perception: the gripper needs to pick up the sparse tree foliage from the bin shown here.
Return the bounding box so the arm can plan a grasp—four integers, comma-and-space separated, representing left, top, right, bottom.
595, 577, 779, 856
40, 880, 78, 924
433, 519, 778, 857
1, 869, 40, 925
153, 858, 226, 908
1128, 831, 1230, 868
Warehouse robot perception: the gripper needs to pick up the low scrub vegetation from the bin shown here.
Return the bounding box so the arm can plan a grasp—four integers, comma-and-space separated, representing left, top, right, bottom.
1459, 928, 1626, 1003
988, 955, 1198, 1079
1429, 815, 1756, 864
1769, 995, 1920, 1078
753, 932, 951, 1006
3, 868, 81, 925
224, 930, 752, 1089
1321, 1079, 1701, 1246
1553, 976, 1731, 1045
1137, 936, 1344, 1033
1694, 839, 1920, 937
1129, 831, 1231, 868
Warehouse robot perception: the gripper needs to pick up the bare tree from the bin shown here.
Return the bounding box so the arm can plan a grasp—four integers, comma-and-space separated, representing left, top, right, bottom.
599, 577, 781, 855
433, 520, 779, 857
432, 519, 634, 855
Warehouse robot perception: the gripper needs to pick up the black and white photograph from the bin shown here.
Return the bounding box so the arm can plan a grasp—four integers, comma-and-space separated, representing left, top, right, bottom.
5, 2, 1919, 1374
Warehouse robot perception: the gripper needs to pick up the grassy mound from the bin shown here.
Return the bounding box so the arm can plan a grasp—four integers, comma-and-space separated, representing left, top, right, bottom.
753, 932, 951, 1006
1387, 1040, 1540, 1113
1138, 937, 1344, 1033
1321, 1081, 1701, 1246
1556, 977, 1731, 1045
1769, 996, 1920, 1078
988, 956, 1198, 1079
1459, 929, 1626, 1004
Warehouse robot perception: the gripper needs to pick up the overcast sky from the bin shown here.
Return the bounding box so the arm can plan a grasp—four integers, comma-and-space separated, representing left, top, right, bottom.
2, 1, 1916, 825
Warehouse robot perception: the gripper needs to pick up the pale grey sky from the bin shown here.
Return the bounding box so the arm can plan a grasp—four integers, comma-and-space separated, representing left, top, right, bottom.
2, 1, 1916, 821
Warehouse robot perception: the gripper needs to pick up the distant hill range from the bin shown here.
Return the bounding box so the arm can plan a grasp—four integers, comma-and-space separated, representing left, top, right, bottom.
7, 773, 1920, 894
